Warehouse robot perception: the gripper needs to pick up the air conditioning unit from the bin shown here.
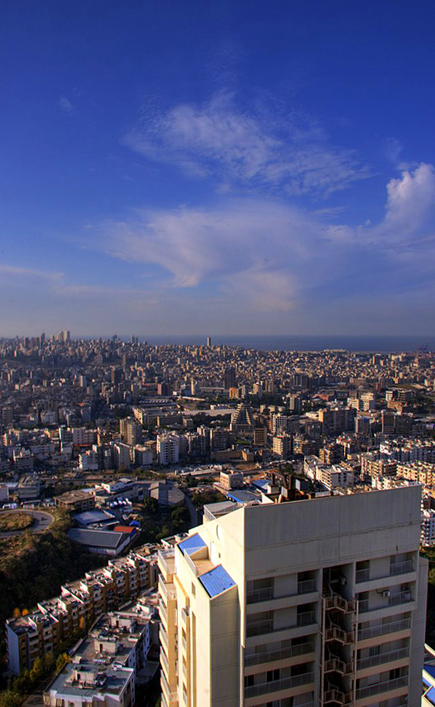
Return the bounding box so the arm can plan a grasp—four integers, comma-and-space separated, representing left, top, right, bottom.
381, 590, 390, 598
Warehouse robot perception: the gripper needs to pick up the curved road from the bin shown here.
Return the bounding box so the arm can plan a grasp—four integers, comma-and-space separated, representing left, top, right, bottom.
0, 509, 54, 538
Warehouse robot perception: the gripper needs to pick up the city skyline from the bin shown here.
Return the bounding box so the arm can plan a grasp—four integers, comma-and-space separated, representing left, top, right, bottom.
2, 0, 435, 336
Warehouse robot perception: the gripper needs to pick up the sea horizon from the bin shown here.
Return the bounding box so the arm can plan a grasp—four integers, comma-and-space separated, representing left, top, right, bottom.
135, 334, 435, 353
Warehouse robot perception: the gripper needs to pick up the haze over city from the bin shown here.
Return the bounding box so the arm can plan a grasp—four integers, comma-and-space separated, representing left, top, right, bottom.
2, 0, 435, 336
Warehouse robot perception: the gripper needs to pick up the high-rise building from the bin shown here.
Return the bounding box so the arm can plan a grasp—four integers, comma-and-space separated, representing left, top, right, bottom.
120, 417, 143, 446
158, 485, 427, 707
113, 441, 131, 470
56, 330, 70, 343
157, 433, 180, 466
224, 366, 237, 390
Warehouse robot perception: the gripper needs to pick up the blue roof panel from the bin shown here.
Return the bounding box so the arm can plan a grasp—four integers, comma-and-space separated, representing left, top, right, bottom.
199, 565, 236, 598
178, 533, 206, 556
425, 686, 435, 704
252, 479, 269, 490
426, 665, 435, 680
227, 490, 259, 503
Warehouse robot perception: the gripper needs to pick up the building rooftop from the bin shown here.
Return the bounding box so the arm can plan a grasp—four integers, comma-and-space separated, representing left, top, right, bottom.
68, 528, 128, 549
48, 660, 132, 698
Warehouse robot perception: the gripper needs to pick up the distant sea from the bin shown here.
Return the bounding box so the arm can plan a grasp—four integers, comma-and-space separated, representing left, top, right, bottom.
142, 335, 435, 353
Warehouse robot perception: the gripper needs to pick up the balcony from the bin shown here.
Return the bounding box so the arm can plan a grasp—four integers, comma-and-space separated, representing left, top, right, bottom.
159, 600, 168, 625
356, 568, 370, 583
160, 625, 169, 653
355, 675, 408, 700
247, 618, 274, 637
161, 648, 170, 675
357, 647, 409, 671
246, 611, 316, 638
158, 549, 175, 577
297, 611, 316, 627
246, 580, 317, 605
356, 561, 414, 585
161, 671, 178, 705
298, 579, 317, 594
159, 577, 176, 602
244, 671, 314, 699
245, 641, 315, 668
247, 587, 274, 604
358, 591, 413, 614
358, 617, 411, 641
390, 560, 413, 576
389, 591, 413, 606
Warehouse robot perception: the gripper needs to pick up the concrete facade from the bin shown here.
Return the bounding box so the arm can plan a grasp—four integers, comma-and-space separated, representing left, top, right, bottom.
158, 485, 427, 707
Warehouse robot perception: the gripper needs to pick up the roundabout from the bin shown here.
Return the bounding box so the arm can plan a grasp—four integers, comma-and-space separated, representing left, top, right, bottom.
0, 509, 54, 538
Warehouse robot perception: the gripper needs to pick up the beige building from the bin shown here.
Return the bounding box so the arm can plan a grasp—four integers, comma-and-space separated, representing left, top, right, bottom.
6, 546, 158, 674
220, 471, 244, 491
158, 485, 427, 707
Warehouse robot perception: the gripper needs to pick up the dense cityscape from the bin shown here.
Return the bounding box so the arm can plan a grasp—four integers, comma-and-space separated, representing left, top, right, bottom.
4, 0, 435, 702
0, 334, 435, 705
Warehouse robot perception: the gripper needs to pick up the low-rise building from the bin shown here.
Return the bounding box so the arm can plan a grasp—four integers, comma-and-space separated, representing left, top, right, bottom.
219, 470, 244, 490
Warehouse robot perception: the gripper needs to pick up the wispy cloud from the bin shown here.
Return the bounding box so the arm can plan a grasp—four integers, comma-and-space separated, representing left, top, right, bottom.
123, 93, 371, 198
102, 199, 324, 310
0, 264, 63, 282
96, 161, 435, 317
3, 163, 435, 336
59, 96, 74, 113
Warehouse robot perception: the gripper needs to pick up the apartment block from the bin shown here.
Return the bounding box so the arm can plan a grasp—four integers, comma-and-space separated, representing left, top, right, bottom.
6, 546, 158, 674
158, 485, 427, 707
43, 601, 156, 707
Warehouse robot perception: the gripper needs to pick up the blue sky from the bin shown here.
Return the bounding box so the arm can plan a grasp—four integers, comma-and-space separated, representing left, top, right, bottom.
2, 0, 435, 337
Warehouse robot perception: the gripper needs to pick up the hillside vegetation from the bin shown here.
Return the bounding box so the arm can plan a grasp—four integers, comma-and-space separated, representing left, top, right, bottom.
0, 512, 104, 632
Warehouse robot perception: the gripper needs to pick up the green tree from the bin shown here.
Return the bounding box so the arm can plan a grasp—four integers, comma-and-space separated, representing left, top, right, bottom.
0, 690, 22, 707
156, 525, 171, 541
143, 497, 159, 514
171, 506, 189, 532
30, 656, 45, 683
56, 653, 69, 673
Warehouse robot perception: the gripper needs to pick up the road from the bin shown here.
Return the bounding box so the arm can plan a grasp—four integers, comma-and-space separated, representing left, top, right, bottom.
0, 509, 54, 538
184, 493, 198, 528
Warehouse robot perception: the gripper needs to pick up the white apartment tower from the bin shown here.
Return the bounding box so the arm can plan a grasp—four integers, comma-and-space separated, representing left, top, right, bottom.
158, 485, 427, 707
158, 434, 180, 466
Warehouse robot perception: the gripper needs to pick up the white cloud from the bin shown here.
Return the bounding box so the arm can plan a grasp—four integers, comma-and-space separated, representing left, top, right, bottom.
357, 163, 435, 248
124, 93, 371, 198
4, 161, 435, 337
384, 163, 435, 233
102, 199, 325, 310
96, 161, 435, 321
